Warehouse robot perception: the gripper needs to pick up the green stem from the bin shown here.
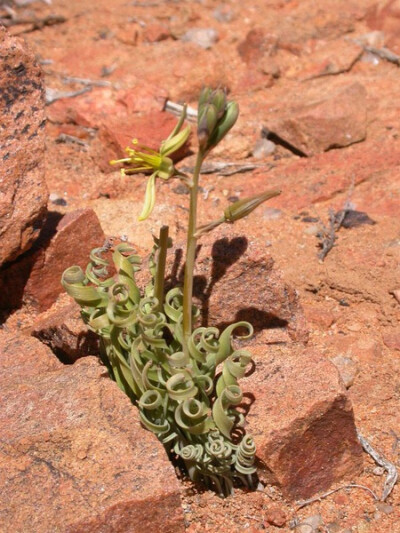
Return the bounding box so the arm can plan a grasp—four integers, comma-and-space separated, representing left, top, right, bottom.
182, 150, 204, 352
154, 225, 169, 311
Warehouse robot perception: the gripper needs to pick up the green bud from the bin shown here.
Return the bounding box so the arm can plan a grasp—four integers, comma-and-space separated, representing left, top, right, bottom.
224, 189, 281, 223
197, 103, 218, 150
198, 87, 213, 109
210, 89, 227, 119
207, 101, 239, 149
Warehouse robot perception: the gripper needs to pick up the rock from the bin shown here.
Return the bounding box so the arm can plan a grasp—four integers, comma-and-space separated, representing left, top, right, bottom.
289, 39, 362, 81
297, 514, 323, 533
252, 138, 276, 158
264, 505, 287, 527
383, 329, 400, 351
265, 83, 367, 156
0, 26, 48, 266
143, 23, 171, 43
366, 0, 400, 48
0, 330, 61, 386
30, 293, 99, 363
0, 208, 105, 312
245, 345, 363, 500
181, 28, 219, 49
330, 355, 359, 388
0, 350, 184, 532
237, 28, 278, 64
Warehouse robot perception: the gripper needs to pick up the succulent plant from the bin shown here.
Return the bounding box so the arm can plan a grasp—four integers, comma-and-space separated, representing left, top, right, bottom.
63, 87, 280, 497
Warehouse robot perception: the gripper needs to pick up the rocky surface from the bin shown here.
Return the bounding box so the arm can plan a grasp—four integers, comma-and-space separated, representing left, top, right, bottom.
0, 331, 184, 532
30, 292, 99, 363
0, 208, 105, 312
245, 345, 363, 500
1, 0, 400, 531
0, 26, 48, 265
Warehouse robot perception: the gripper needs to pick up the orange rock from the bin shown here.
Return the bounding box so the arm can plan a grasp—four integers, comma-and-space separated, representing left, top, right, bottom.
0, 27, 48, 265
0, 351, 184, 532
244, 345, 363, 500
0, 209, 105, 312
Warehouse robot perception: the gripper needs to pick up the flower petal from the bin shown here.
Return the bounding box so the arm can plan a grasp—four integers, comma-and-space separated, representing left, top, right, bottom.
138, 173, 157, 221
161, 125, 191, 156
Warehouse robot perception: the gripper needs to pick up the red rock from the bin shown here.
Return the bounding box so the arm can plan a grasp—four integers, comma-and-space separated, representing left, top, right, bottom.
0, 27, 48, 265
383, 330, 400, 351
30, 293, 99, 363
266, 82, 367, 156
0, 355, 184, 532
264, 505, 287, 527
47, 84, 168, 131
366, 0, 400, 49
245, 345, 363, 500
237, 28, 279, 64
0, 209, 105, 312
290, 39, 362, 81
0, 330, 61, 386
304, 304, 335, 329
241, 138, 400, 214
143, 23, 171, 43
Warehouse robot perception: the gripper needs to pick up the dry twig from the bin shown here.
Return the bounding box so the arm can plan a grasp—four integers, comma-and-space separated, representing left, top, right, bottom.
0, 13, 66, 31
45, 86, 91, 105
296, 483, 378, 510
357, 431, 398, 501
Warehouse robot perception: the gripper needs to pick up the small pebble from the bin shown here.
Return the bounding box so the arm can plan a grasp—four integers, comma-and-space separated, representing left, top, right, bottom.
330, 355, 359, 388
181, 28, 219, 49
213, 4, 234, 23
372, 466, 385, 476
296, 514, 323, 533
264, 505, 287, 528
252, 138, 276, 158
304, 224, 320, 236
263, 207, 282, 220
376, 502, 394, 514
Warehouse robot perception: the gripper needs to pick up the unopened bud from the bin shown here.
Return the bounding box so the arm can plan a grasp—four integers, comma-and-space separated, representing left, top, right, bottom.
197, 103, 218, 150
207, 101, 239, 149
224, 189, 281, 223
210, 89, 227, 119
198, 87, 213, 110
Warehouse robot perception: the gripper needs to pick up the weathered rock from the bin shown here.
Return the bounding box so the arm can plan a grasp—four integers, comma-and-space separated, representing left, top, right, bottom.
30, 292, 99, 363
288, 39, 362, 81
330, 355, 359, 388
0, 350, 184, 532
366, 0, 400, 47
0, 208, 105, 312
0, 330, 62, 386
190, 228, 309, 343
265, 83, 367, 156
245, 345, 363, 500
0, 27, 48, 266
237, 28, 279, 64
181, 28, 219, 49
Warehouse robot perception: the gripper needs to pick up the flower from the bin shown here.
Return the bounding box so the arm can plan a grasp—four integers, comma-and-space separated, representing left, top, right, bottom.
110, 111, 190, 221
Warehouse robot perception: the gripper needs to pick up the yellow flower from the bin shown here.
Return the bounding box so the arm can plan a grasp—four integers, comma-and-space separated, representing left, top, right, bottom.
110, 110, 190, 221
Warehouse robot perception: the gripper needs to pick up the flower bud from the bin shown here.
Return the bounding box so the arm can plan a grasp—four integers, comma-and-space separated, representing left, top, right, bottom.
207, 101, 239, 149
198, 87, 213, 109
210, 89, 227, 119
224, 189, 281, 223
197, 103, 218, 150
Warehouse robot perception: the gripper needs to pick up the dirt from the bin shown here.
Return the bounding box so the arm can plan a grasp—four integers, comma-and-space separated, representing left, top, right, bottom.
1, 0, 400, 531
